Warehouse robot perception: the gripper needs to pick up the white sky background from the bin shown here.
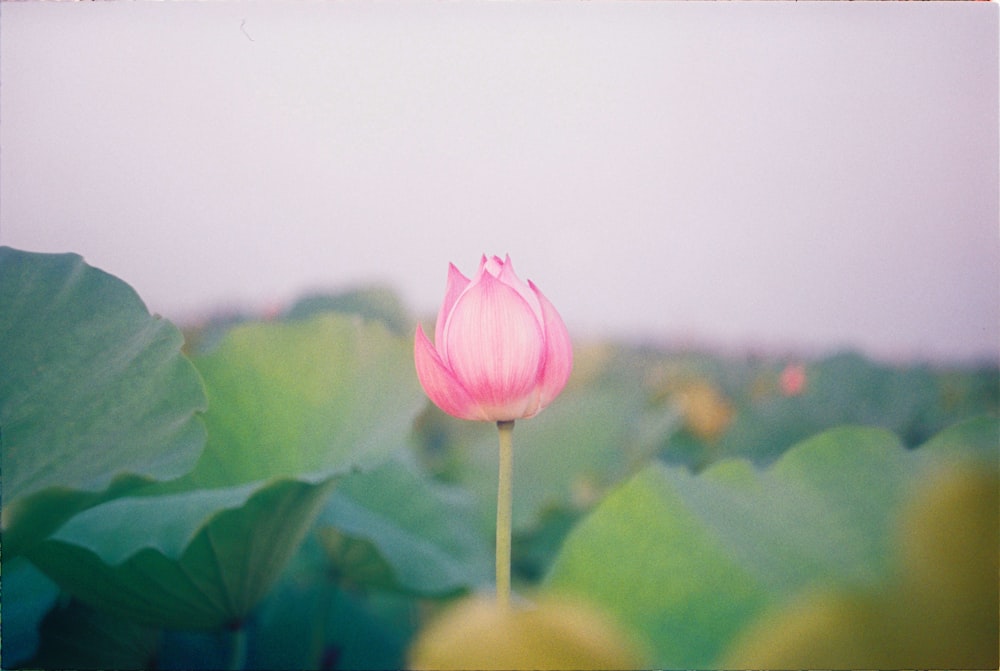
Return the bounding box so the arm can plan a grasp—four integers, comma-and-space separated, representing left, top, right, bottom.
1, 2, 997, 363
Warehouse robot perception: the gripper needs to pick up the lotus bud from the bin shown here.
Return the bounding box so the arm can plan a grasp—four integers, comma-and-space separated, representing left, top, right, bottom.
414, 255, 572, 422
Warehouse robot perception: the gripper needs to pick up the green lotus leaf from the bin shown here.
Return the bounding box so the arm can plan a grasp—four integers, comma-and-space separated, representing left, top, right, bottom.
38, 481, 262, 564
181, 314, 425, 488
542, 421, 995, 667
29, 478, 337, 630
546, 461, 768, 667
915, 413, 999, 463
317, 458, 493, 595
23, 313, 425, 630
0, 247, 207, 555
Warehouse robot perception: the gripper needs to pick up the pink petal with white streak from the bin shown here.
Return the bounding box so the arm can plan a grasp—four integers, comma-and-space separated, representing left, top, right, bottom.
414, 324, 485, 420
444, 271, 544, 411
435, 263, 471, 356
531, 280, 574, 413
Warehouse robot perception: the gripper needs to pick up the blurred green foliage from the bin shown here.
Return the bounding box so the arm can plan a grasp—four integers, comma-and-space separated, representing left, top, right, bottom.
1, 246, 996, 669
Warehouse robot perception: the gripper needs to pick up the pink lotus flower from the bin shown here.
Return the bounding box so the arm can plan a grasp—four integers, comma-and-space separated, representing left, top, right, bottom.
780, 363, 807, 397
415, 255, 573, 422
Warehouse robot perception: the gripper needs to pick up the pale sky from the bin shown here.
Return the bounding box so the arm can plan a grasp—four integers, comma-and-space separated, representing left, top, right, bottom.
2, 2, 997, 363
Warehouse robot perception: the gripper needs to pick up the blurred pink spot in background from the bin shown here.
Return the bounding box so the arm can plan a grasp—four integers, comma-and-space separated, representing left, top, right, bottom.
780, 363, 807, 397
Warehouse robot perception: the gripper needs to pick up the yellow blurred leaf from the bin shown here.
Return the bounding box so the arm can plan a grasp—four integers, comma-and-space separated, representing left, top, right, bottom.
409, 595, 645, 670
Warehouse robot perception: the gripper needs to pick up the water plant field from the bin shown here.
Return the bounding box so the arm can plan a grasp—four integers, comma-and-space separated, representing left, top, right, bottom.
2, 247, 996, 669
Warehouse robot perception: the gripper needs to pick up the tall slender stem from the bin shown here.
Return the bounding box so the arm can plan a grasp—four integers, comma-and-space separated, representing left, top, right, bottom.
496, 419, 515, 610
227, 621, 247, 671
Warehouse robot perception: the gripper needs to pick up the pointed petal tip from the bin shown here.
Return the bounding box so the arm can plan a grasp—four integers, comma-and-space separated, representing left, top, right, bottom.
446, 262, 470, 284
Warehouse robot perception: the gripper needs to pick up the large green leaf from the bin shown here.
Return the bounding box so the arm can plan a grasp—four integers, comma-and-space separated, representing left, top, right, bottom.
0, 247, 207, 555
24, 315, 426, 630
916, 413, 1000, 462
542, 421, 996, 668
542, 463, 769, 667
37, 481, 262, 564
317, 457, 493, 596
29, 478, 337, 630
663, 427, 910, 593
181, 315, 424, 488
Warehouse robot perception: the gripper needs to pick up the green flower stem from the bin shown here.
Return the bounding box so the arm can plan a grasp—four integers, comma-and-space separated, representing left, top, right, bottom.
227, 621, 248, 671
496, 419, 515, 610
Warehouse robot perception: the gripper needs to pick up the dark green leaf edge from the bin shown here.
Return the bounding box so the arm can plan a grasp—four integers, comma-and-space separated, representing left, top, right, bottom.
27, 477, 338, 630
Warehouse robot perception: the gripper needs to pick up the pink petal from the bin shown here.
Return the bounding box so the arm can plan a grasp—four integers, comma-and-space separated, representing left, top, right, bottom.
529, 280, 573, 415
444, 270, 544, 411
414, 325, 486, 421
435, 263, 471, 355
481, 254, 502, 277
496, 254, 543, 324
